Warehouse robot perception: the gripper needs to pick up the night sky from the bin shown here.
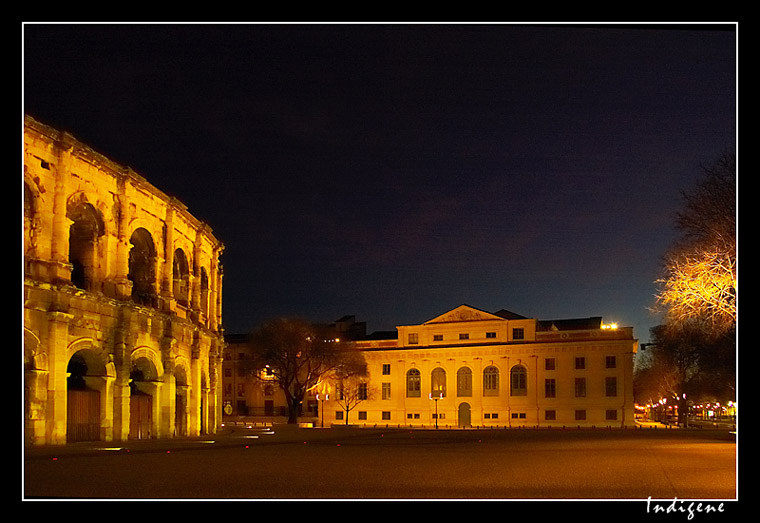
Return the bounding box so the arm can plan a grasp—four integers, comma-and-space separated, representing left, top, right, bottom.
22, 23, 737, 343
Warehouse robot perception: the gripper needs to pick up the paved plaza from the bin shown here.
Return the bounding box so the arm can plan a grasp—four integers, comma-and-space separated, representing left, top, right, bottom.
23, 425, 737, 501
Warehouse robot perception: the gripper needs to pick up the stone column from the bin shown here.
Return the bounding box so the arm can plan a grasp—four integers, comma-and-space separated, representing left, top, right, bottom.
161, 205, 175, 312
46, 310, 72, 445
49, 143, 74, 284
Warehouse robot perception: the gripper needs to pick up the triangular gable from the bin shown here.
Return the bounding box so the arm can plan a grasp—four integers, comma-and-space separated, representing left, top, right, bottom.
423, 305, 507, 325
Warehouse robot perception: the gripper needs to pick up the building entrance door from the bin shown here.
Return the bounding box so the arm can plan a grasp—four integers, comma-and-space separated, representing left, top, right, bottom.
458, 402, 471, 428
67, 389, 100, 442
130, 392, 152, 439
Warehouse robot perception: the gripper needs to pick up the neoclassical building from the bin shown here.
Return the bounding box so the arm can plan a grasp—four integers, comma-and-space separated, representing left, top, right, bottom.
23, 115, 225, 445
225, 305, 638, 428
339, 305, 638, 428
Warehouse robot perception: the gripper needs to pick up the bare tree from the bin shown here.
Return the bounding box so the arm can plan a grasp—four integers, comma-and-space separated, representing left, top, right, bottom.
334, 376, 376, 425
245, 317, 367, 424
655, 151, 736, 332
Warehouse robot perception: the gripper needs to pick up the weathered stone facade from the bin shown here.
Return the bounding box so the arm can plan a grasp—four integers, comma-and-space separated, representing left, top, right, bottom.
23, 115, 225, 445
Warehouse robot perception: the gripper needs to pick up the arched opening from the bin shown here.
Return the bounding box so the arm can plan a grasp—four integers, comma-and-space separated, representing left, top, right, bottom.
24, 182, 36, 257
510, 365, 528, 396
457, 367, 472, 397
66, 350, 104, 442
173, 248, 190, 307
67, 200, 104, 291
431, 367, 447, 398
129, 356, 159, 440
406, 368, 421, 398
483, 365, 500, 396
200, 267, 209, 320
128, 228, 157, 307
175, 366, 189, 437
458, 402, 471, 428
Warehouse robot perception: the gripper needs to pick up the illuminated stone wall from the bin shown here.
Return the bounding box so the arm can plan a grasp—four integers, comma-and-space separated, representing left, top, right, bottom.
23, 115, 225, 445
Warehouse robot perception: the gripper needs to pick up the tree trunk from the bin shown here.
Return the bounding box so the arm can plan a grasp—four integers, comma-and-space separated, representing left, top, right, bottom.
677, 396, 689, 428
286, 391, 303, 424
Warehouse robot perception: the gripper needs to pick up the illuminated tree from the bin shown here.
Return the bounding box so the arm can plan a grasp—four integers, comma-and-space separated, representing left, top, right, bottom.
655, 151, 736, 332
245, 317, 367, 424
656, 247, 736, 328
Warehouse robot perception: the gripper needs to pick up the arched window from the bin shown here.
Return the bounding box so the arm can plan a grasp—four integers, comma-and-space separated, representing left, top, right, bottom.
173, 248, 190, 307
406, 368, 421, 398
431, 367, 446, 398
128, 228, 157, 306
200, 267, 209, 319
483, 366, 499, 396
510, 365, 527, 396
67, 200, 104, 291
24, 182, 36, 256
457, 367, 472, 397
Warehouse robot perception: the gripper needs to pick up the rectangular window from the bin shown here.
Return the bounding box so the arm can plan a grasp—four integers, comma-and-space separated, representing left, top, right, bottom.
486, 332, 496, 338
381, 383, 391, 400
545, 410, 556, 421
382, 363, 391, 375
606, 356, 617, 369
382, 411, 391, 420
459, 333, 469, 340
545, 358, 556, 371
512, 328, 524, 340
605, 377, 617, 397
358, 383, 368, 401
408, 333, 419, 345
575, 357, 586, 370
575, 410, 586, 421
336, 411, 344, 420
606, 409, 618, 421
575, 377, 586, 398
382, 382, 391, 400
358, 411, 367, 420
545, 378, 556, 398
433, 334, 443, 341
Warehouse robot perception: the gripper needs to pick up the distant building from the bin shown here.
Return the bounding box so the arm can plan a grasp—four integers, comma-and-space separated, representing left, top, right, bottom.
224, 304, 638, 428
23, 116, 225, 444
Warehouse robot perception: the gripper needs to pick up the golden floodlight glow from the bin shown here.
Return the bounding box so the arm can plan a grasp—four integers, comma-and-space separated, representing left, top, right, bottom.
601, 323, 618, 330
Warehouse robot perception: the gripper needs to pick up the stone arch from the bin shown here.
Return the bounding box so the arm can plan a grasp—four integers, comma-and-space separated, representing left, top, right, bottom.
174, 358, 190, 437
173, 247, 190, 307
129, 346, 163, 439
23, 180, 39, 256
66, 339, 109, 442
199, 266, 210, 319
67, 193, 106, 291
128, 227, 158, 307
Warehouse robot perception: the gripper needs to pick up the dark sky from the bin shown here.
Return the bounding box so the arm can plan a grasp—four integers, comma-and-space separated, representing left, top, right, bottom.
22, 23, 736, 342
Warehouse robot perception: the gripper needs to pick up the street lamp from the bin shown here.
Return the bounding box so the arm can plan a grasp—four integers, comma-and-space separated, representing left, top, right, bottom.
429, 392, 442, 429
316, 393, 329, 428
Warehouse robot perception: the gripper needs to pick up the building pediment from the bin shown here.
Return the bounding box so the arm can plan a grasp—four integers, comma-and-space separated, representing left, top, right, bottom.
423, 305, 507, 325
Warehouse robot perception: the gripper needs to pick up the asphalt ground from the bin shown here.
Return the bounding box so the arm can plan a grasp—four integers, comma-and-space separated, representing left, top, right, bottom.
23, 425, 737, 502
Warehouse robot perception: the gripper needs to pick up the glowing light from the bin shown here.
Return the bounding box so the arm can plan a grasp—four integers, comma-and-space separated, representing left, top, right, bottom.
601, 323, 618, 330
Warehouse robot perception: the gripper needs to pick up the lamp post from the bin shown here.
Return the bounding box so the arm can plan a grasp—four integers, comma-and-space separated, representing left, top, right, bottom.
429, 392, 442, 429
316, 393, 329, 428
